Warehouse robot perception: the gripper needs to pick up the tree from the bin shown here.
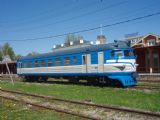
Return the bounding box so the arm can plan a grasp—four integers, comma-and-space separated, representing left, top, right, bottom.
0, 51, 2, 61
0, 43, 16, 61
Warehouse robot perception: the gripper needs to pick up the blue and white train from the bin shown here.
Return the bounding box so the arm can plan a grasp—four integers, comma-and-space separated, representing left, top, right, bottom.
17, 41, 137, 87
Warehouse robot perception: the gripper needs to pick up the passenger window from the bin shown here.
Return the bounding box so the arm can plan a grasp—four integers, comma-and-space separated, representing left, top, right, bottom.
41, 60, 46, 67
82, 55, 86, 65
111, 51, 114, 57
48, 59, 52, 67
23, 63, 27, 68
64, 57, 70, 66
55, 58, 61, 66
124, 50, 129, 57
73, 56, 77, 65
27, 62, 32, 68
35, 60, 38, 67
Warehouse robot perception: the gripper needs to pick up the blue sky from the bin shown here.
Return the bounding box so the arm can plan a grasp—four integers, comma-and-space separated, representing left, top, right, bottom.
0, 0, 160, 56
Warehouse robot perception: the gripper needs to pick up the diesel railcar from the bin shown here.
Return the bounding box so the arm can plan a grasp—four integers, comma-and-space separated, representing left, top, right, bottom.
17, 41, 137, 87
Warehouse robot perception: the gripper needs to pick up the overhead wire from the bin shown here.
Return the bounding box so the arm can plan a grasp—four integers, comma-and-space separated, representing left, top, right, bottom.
2, 0, 128, 32
61, 4, 160, 33
1, 11, 160, 42
3, 1, 159, 36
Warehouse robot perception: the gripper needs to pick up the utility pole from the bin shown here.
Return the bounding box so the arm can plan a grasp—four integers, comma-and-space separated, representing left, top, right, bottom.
0, 45, 14, 85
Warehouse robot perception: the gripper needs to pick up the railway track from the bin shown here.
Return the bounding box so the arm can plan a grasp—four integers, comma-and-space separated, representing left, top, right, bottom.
0, 89, 160, 119
0, 89, 100, 120
133, 85, 160, 90
138, 80, 160, 83
0, 96, 99, 120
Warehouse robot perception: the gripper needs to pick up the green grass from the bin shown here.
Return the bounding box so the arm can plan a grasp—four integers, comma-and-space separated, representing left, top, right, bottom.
0, 81, 160, 112
0, 98, 79, 120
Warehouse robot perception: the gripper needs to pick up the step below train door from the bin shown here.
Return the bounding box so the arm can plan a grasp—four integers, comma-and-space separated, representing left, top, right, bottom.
82, 54, 91, 73
98, 52, 104, 72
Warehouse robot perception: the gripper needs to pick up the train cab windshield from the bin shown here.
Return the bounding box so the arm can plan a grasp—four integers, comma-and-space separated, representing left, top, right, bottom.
111, 49, 135, 59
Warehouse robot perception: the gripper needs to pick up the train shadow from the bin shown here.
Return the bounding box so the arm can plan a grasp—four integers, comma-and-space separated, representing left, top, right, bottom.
33, 79, 122, 88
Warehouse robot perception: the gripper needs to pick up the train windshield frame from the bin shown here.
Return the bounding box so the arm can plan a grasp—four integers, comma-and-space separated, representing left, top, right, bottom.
111, 49, 135, 59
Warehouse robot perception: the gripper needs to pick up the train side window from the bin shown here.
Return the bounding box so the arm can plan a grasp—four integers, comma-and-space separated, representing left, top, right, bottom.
116, 51, 123, 58
55, 58, 61, 66
64, 57, 70, 66
48, 59, 52, 67
27, 62, 32, 68
82, 55, 86, 65
111, 51, 114, 57
41, 60, 46, 67
35, 60, 38, 67
111, 50, 123, 58
73, 56, 77, 65
23, 63, 27, 68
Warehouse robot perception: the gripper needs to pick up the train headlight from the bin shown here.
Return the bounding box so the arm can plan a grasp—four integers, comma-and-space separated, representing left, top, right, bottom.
124, 65, 132, 71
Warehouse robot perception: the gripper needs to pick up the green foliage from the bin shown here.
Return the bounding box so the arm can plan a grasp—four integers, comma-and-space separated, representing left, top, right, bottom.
0, 52, 2, 61
0, 43, 16, 61
0, 81, 160, 112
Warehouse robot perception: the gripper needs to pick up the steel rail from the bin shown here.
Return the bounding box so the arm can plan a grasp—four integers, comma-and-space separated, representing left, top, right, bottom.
137, 85, 160, 88
0, 88, 160, 118
0, 95, 100, 120
138, 80, 160, 83
133, 86, 160, 90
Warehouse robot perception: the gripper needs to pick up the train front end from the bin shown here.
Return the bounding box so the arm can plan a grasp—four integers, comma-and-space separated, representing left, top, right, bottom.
105, 48, 138, 87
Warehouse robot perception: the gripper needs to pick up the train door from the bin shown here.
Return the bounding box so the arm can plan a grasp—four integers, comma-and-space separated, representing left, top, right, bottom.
18, 62, 22, 74
82, 54, 91, 73
98, 52, 104, 72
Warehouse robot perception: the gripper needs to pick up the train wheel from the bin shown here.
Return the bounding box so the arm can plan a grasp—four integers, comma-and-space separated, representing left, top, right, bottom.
42, 77, 48, 82
36, 77, 48, 82
24, 76, 29, 82
24, 76, 34, 82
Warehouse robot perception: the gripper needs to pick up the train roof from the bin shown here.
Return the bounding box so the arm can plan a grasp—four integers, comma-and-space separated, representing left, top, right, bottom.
19, 41, 131, 60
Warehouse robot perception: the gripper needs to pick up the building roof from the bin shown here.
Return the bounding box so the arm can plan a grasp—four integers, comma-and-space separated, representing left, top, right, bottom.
131, 33, 160, 48
122, 33, 160, 48
0, 61, 16, 64
19, 41, 130, 60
